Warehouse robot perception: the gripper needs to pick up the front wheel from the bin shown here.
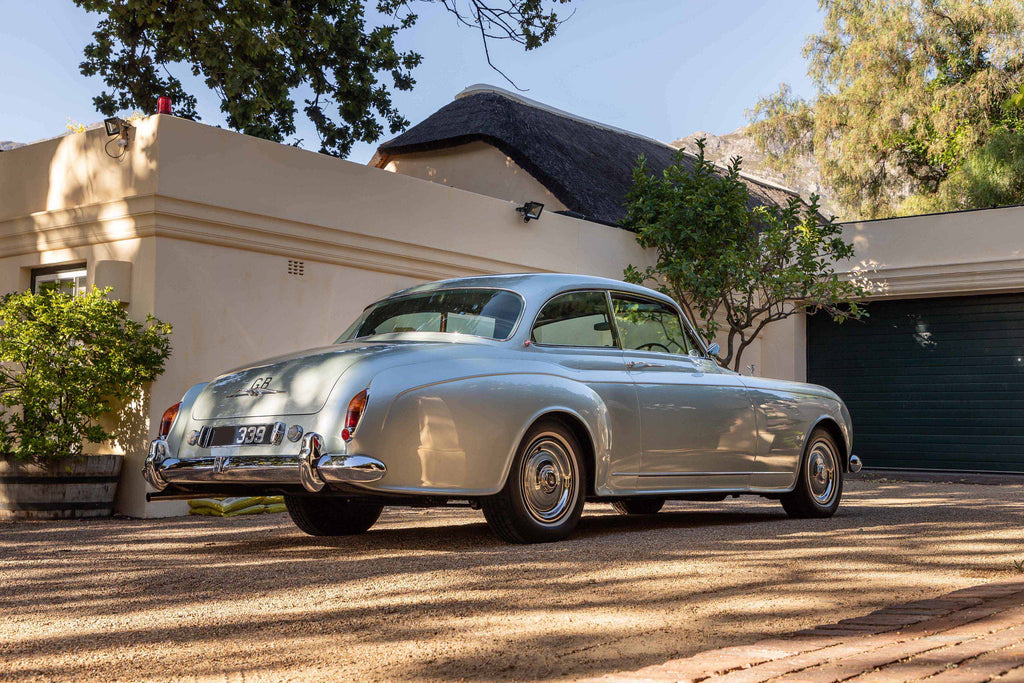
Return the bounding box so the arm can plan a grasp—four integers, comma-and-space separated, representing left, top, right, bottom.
284, 496, 383, 536
780, 428, 843, 518
481, 420, 585, 544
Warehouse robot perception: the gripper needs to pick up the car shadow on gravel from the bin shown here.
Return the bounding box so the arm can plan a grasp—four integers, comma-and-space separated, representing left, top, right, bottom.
188, 508, 791, 554
3, 482, 1024, 681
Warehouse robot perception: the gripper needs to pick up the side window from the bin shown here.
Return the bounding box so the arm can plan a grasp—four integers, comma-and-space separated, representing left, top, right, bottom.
611, 295, 693, 355
531, 291, 615, 347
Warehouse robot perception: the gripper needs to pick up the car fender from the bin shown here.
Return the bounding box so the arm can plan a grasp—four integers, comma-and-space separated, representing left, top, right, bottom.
366, 370, 612, 496
164, 382, 208, 455
497, 398, 609, 494
804, 408, 853, 467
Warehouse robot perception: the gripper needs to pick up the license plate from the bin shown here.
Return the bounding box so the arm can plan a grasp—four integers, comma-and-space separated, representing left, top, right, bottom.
198, 424, 276, 447
234, 424, 274, 445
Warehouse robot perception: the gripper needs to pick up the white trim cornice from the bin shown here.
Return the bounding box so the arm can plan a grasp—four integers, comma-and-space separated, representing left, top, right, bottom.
848, 258, 1024, 299
0, 194, 546, 281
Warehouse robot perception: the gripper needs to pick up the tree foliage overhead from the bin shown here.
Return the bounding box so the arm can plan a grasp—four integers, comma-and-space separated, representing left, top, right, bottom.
748, 0, 1024, 219
0, 288, 172, 463
74, 0, 573, 157
623, 141, 866, 372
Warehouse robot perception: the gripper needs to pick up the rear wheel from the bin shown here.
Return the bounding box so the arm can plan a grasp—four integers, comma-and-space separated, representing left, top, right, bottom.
613, 498, 665, 515
481, 420, 585, 544
284, 496, 383, 536
780, 428, 843, 518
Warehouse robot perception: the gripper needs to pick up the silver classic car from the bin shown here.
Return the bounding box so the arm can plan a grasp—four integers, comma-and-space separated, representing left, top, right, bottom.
146, 273, 860, 543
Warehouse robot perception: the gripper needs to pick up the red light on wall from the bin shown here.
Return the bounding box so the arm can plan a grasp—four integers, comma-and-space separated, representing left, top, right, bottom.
157, 97, 172, 115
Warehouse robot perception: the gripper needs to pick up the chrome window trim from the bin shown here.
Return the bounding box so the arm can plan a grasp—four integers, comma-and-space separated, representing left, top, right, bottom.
340, 286, 528, 343
604, 289, 624, 349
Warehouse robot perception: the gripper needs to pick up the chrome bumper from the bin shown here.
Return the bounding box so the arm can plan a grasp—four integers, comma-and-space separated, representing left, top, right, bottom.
849, 454, 863, 473
144, 433, 386, 494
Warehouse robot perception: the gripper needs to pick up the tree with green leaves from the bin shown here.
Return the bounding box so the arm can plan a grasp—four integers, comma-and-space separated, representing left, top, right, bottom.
0, 288, 172, 463
748, 0, 1024, 219
623, 140, 867, 372
74, 0, 574, 157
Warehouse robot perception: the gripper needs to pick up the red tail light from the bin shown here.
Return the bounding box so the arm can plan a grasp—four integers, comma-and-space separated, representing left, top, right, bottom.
158, 402, 181, 438
341, 390, 368, 442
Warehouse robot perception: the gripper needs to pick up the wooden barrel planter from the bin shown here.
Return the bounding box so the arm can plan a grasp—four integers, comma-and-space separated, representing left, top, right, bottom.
0, 454, 123, 519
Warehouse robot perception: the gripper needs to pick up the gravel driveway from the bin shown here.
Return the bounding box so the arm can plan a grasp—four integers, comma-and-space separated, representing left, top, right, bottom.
2, 479, 1023, 681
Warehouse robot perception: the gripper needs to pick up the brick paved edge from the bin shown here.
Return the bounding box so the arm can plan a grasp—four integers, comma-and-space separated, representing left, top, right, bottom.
584, 579, 1024, 683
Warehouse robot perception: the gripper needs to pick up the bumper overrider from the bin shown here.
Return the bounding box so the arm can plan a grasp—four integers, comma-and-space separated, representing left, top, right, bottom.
144, 432, 387, 494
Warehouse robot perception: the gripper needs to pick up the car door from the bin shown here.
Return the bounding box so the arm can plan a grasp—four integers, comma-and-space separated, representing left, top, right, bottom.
528, 290, 642, 494
609, 293, 758, 492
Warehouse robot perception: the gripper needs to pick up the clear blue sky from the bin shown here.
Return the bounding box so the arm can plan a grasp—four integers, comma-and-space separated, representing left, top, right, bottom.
0, 0, 823, 163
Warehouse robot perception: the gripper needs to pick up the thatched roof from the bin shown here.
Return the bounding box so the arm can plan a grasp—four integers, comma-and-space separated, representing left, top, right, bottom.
375, 85, 802, 227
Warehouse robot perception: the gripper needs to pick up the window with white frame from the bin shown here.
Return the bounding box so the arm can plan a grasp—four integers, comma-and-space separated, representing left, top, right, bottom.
31, 264, 87, 297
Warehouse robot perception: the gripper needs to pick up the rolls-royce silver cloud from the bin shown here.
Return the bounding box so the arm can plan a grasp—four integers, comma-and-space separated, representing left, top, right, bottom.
145, 273, 860, 543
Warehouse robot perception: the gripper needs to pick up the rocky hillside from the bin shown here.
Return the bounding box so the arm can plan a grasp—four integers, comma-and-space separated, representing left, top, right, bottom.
671, 127, 840, 219
0, 141, 24, 151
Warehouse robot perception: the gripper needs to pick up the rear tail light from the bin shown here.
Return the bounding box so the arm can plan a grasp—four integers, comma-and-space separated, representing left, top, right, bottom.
341, 390, 368, 442
158, 402, 181, 438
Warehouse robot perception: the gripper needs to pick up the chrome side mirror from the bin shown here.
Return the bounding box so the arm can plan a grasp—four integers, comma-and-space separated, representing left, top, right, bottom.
705, 342, 720, 358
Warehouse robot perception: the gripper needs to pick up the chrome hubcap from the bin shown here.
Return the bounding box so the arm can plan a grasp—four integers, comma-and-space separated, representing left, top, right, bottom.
520, 435, 577, 525
806, 439, 838, 505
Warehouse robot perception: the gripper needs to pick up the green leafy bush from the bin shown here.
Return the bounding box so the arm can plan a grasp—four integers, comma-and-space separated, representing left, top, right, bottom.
0, 287, 171, 463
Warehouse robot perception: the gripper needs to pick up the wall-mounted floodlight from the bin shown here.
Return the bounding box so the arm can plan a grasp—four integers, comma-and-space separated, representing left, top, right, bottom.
103, 117, 124, 137
102, 117, 132, 159
516, 201, 544, 222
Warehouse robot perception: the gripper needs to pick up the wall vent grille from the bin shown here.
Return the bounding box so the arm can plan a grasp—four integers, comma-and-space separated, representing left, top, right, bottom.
287, 260, 305, 276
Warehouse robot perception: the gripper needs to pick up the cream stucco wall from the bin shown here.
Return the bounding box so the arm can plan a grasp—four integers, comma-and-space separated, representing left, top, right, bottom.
839, 206, 1024, 298
0, 115, 654, 517
377, 141, 569, 215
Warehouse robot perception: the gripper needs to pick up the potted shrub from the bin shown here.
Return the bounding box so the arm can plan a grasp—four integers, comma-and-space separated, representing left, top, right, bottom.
0, 287, 171, 519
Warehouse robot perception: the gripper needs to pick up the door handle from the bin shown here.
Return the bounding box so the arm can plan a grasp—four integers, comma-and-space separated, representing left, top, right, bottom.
626, 361, 666, 369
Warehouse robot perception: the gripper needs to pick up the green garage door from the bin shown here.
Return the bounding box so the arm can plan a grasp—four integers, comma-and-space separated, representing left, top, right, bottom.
806, 293, 1024, 472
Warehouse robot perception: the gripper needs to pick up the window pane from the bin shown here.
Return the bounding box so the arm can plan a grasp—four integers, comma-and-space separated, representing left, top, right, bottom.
370, 311, 442, 334
531, 291, 615, 347
32, 267, 87, 298
447, 311, 496, 337
611, 295, 691, 354
341, 289, 523, 341
36, 280, 62, 295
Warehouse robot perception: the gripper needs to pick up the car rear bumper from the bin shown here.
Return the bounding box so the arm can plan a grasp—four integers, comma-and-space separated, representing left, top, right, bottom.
144, 434, 386, 494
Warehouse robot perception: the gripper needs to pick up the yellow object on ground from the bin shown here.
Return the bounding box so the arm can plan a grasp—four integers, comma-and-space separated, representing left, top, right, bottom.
187, 496, 285, 516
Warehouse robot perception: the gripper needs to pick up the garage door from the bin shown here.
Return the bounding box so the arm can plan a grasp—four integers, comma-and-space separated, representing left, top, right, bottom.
806, 292, 1024, 472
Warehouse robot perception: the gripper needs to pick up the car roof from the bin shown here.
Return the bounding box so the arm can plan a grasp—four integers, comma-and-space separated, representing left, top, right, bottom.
379, 272, 677, 307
